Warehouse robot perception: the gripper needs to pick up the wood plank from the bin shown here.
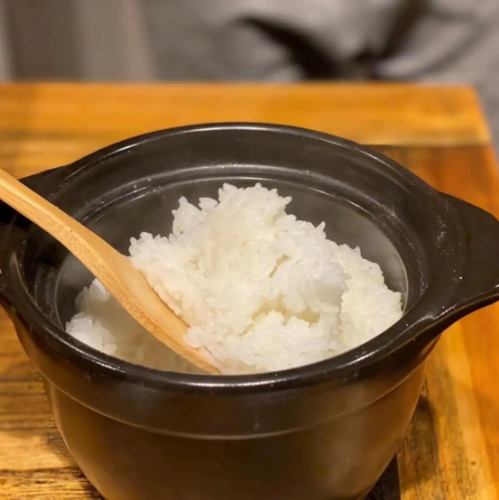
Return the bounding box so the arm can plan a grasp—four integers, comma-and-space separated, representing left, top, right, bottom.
0, 84, 490, 177
0, 468, 101, 499
0, 84, 497, 498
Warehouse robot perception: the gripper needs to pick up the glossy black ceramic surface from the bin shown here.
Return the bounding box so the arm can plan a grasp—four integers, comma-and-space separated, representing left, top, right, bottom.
0, 124, 497, 499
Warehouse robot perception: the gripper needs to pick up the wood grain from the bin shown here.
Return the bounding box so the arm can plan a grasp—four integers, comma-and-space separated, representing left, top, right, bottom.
0, 84, 497, 499
0, 83, 490, 177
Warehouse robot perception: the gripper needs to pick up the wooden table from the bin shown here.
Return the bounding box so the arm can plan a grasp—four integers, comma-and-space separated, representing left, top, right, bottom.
0, 83, 498, 499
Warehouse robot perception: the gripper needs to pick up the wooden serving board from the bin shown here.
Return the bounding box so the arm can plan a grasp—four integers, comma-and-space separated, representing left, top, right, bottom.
0, 83, 497, 499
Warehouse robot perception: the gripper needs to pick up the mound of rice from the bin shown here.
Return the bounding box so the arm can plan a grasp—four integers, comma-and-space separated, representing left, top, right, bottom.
66, 183, 402, 374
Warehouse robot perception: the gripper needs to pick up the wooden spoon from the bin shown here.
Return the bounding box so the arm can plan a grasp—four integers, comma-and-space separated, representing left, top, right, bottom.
0, 169, 219, 374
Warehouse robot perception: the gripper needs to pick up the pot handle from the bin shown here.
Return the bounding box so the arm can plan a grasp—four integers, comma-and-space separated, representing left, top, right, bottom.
0, 164, 75, 300
21, 163, 77, 194
0, 162, 77, 218
445, 194, 499, 312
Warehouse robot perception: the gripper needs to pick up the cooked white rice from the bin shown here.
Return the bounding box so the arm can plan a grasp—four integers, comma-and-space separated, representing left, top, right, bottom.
66, 183, 402, 374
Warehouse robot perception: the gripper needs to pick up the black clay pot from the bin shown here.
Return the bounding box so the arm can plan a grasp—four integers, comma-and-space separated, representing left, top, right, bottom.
0, 124, 497, 500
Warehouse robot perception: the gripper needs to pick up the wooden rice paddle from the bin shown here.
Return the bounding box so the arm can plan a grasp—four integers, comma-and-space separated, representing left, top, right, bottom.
0, 169, 219, 374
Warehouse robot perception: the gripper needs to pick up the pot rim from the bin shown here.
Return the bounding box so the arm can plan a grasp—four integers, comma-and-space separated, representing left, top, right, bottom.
2, 122, 477, 392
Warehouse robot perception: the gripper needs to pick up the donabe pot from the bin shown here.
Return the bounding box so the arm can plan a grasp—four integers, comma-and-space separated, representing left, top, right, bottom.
0, 124, 497, 500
